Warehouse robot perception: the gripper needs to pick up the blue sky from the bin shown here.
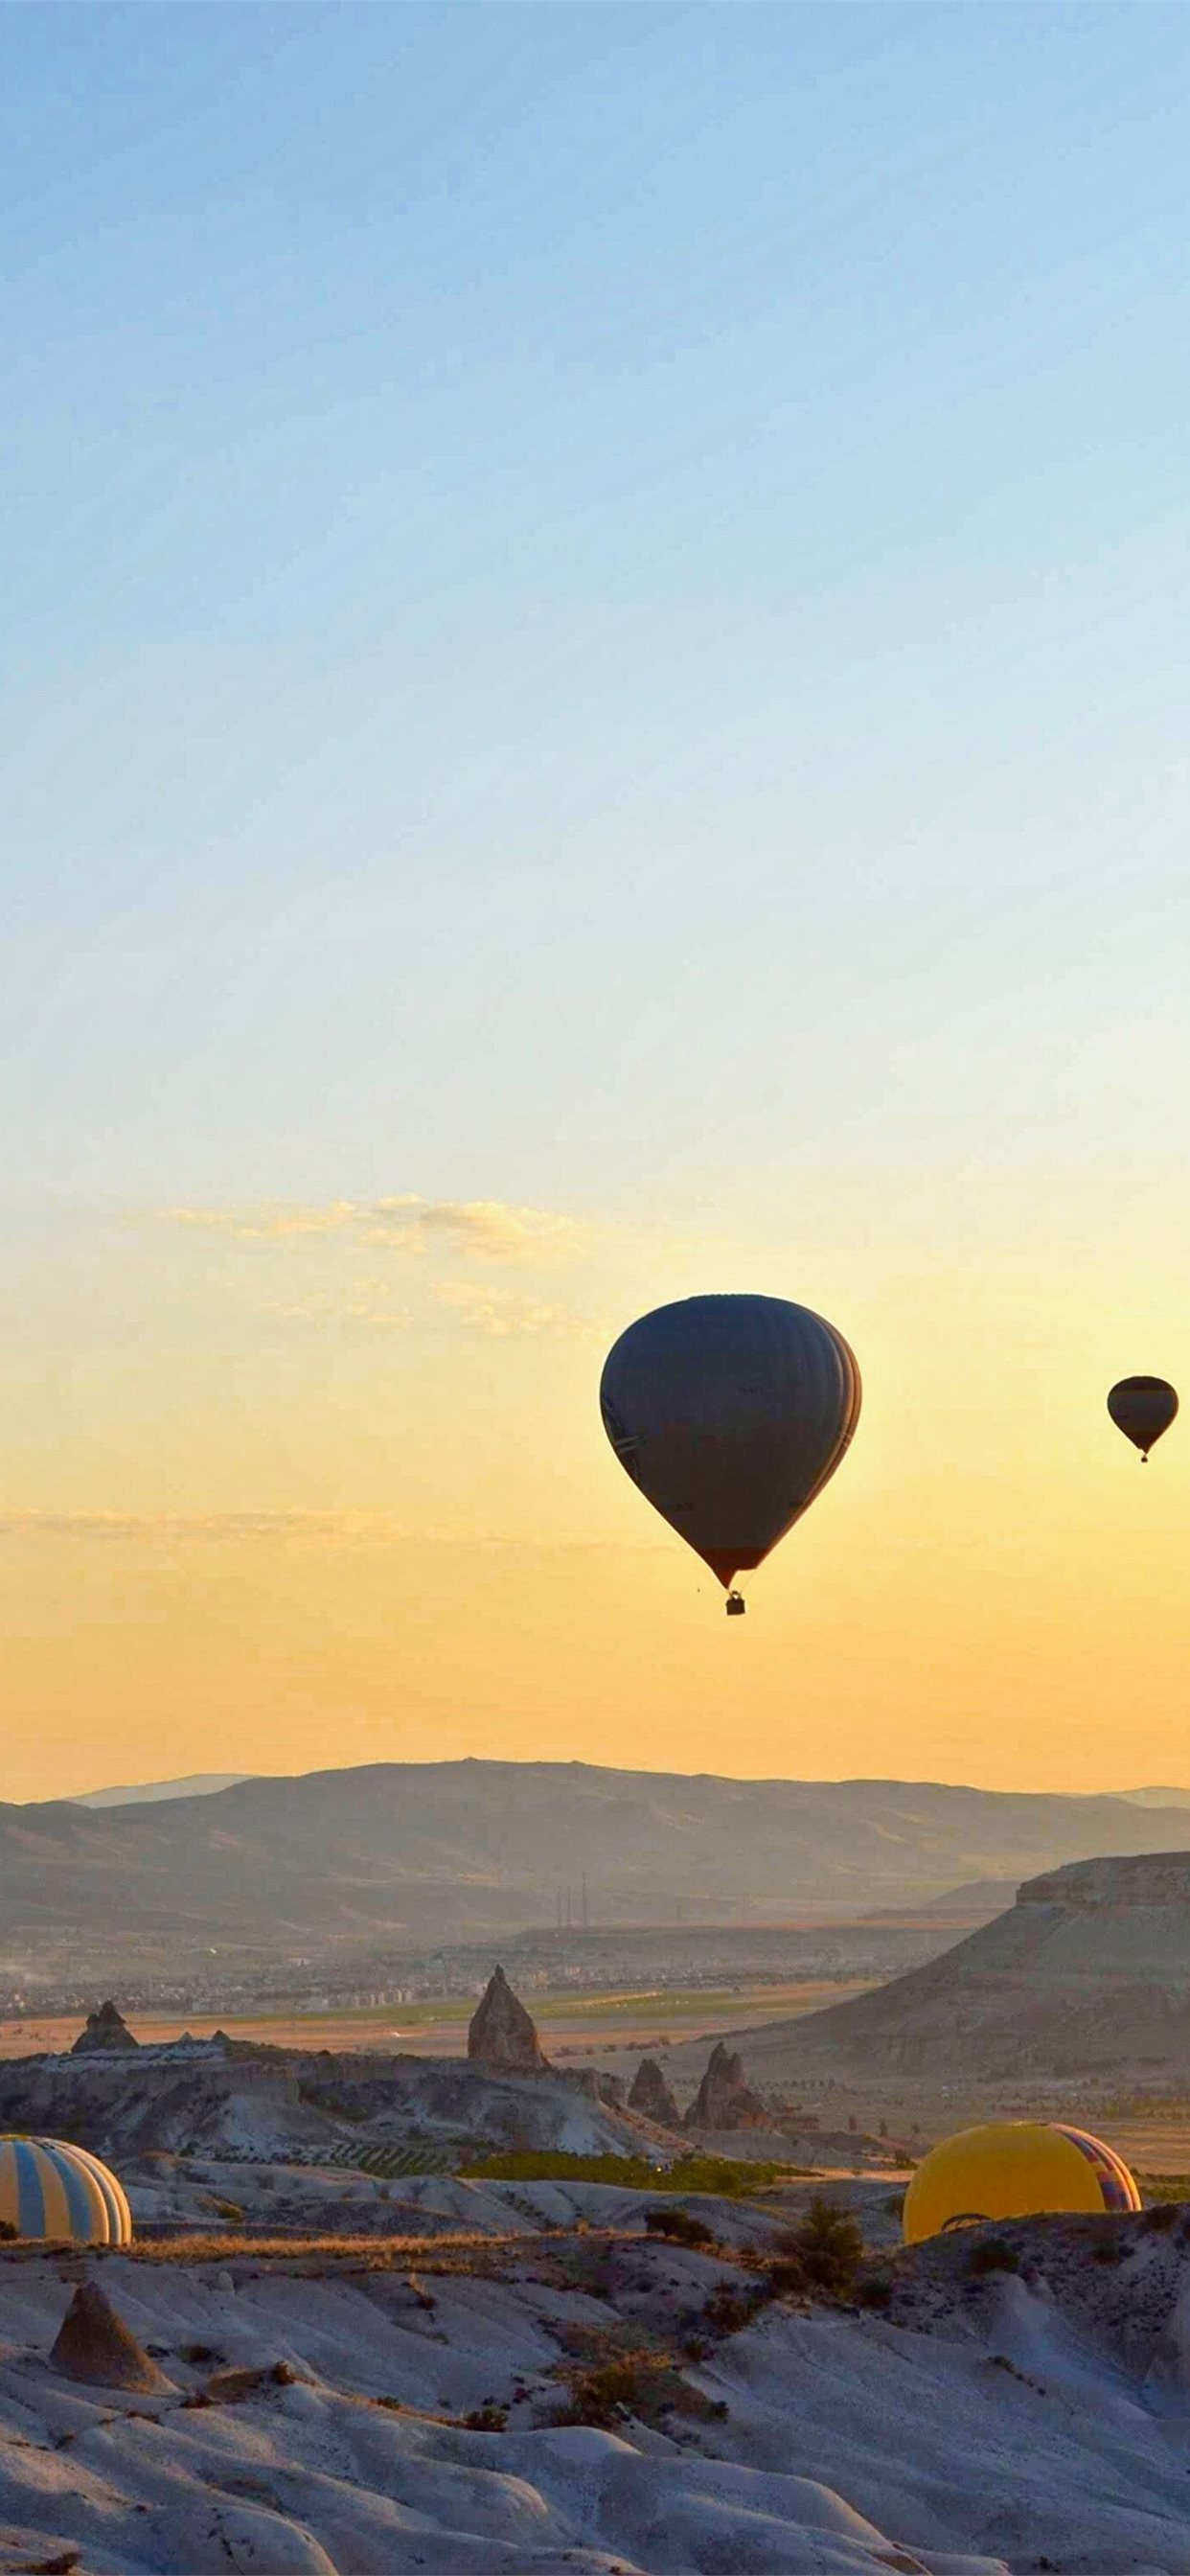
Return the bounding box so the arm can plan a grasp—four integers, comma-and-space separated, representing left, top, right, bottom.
4, 4, 1190, 1793
6, 1, 1190, 1230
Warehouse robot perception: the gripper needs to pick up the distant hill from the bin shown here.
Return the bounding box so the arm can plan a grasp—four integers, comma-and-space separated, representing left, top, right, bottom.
1115, 1786, 1190, 1808
705, 1848, 1190, 2088
69, 1774, 252, 1808
6, 1761, 1190, 1973
861, 1878, 1017, 1928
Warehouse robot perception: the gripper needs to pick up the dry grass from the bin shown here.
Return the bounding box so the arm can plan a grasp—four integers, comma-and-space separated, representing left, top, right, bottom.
0, 2226, 553, 2275
26, 2222, 739, 2285
0, 2220, 749, 2298
127, 2228, 543, 2269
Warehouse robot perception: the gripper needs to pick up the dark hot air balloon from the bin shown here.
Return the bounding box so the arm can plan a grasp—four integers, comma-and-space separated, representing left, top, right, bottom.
600, 1294, 860, 1614
1107, 1376, 1179, 1461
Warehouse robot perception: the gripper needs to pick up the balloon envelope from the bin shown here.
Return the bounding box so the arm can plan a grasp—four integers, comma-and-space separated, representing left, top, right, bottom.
1107, 1376, 1179, 1459
903, 2120, 1140, 2244
599, 1294, 860, 1588
0, 2136, 132, 2243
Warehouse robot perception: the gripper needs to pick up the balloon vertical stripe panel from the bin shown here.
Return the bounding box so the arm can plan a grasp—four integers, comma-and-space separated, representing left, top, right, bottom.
0, 2138, 132, 2243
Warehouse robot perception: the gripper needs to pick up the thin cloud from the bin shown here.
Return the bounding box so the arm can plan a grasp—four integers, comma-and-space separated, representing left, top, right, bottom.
0, 1511, 663, 1556
262, 1284, 413, 1330
0, 1510, 357, 1545
165, 1197, 588, 1261
430, 1281, 600, 1339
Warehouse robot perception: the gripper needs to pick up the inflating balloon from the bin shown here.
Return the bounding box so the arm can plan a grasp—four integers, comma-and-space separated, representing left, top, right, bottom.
1107, 1376, 1179, 1461
0, 2136, 132, 2244
600, 1294, 860, 1614
903, 2120, 1140, 2245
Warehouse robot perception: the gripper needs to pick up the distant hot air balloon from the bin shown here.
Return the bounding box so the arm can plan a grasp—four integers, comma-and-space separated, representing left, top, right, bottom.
599, 1294, 860, 1615
1107, 1376, 1179, 1461
0, 2136, 132, 2244
903, 2120, 1140, 2244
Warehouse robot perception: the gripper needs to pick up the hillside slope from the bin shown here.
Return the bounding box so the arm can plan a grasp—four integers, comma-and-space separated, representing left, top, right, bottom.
5, 1761, 1190, 1967
3, 2204, 1190, 2571
705, 1848, 1190, 2086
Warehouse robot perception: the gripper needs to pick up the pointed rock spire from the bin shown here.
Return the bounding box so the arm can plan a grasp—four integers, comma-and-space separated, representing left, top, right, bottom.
628, 2057, 680, 2127
51, 2282, 172, 2391
467, 1966, 548, 2072
71, 2000, 138, 2055
684, 2039, 767, 2131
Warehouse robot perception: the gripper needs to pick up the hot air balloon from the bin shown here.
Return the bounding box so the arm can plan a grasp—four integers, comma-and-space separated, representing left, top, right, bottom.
0, 2136, 132, 2244
903, 2120, 1140, 2244
1108, 1376, 1179, 1461
599, 1294, 860, 1615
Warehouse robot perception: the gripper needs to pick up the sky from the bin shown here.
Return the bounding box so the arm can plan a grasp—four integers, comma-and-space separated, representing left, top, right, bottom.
3, 2, 1190, 1803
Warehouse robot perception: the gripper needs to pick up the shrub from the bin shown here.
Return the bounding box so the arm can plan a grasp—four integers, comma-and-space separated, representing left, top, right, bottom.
555, 2351, 671, 2428
856, 2273, 893, 2310
700, 2282, 764, 2338
1140, 2199, 1179, 2233
967, 2235, 1019, 2277
462, 2402, 509, 2430
0, 2220, 18, 2244
643, 2205, 714, 2247
771, 2198, 864, 2302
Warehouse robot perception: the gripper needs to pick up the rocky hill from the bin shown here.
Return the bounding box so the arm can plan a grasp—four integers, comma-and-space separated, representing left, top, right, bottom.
0, 2036, 669, 2167
7, 1761, 1190, 1971
707, 1848, 1190, 2088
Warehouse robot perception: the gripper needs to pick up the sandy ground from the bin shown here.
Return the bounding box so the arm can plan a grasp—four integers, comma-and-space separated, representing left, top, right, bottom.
3, 2200, 1190, 2570
0, 1977, 878, 2065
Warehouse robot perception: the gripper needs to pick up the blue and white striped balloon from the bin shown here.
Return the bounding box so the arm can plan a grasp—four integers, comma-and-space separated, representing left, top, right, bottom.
0, 2136, 132, 2243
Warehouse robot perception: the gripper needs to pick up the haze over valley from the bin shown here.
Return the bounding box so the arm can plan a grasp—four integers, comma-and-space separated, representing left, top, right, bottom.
7, 1759, 1190, 2002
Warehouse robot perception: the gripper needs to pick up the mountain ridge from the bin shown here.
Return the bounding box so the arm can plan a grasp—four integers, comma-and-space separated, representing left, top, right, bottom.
69, 1773, 252, 1808
4, 1760, 1190, 1973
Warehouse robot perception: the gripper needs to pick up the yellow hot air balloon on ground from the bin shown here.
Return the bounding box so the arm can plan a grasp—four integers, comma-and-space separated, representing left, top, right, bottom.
903, 2120, 1140, 2244
0, 2137, 132, 2244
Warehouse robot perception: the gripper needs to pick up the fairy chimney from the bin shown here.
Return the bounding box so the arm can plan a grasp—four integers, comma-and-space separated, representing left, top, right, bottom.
468, 1966, 548, 2073
684, 2040, 767, 2131
629, 2057, 681, 2127
51, 2283, 172, 2393
71, 2001, 138, 2056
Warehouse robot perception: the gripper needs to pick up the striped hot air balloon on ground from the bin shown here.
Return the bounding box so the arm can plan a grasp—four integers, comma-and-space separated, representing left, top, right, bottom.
0, 2137, 132, 2244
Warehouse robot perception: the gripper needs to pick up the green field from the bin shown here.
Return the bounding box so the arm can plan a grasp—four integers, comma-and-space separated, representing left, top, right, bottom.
459, 2149, 812, 2193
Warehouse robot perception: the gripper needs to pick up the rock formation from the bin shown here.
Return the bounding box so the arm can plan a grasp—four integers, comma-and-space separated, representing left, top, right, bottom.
71, 2000, 138, 2055
50, 2282, 172, 2391
629, 2057, 680, 2127
467, 1966, 548, 2073
708, 1849, 1190, 2089
684, 2040, 767, 2130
